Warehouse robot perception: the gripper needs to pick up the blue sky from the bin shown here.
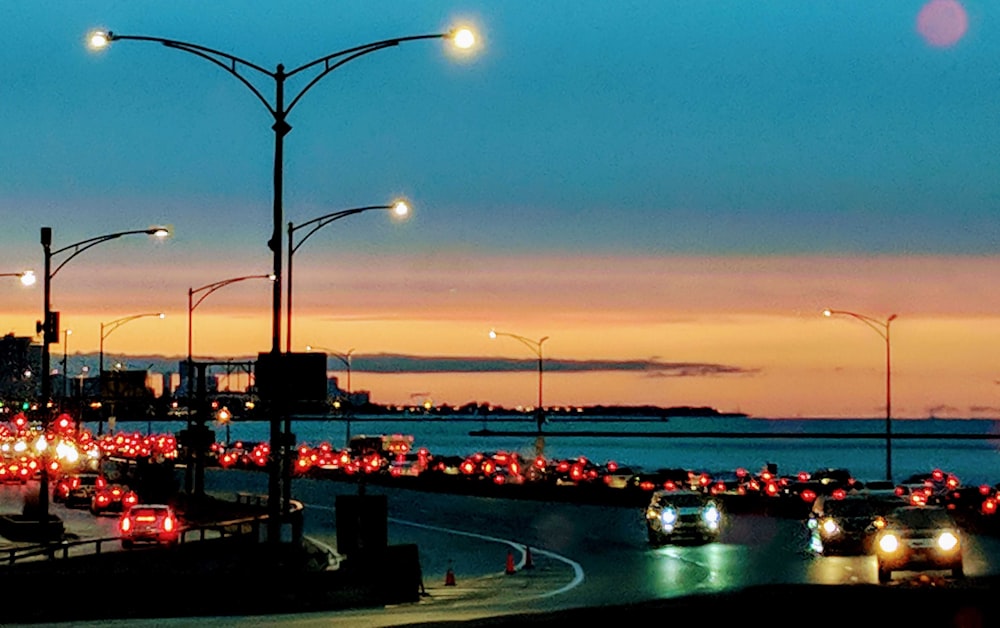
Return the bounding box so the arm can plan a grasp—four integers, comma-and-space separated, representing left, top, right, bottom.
2, 1, 998, 417
3, 1, 998, 259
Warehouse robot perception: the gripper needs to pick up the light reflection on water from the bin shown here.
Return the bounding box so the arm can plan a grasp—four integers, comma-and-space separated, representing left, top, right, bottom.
84, 415, 1000, 485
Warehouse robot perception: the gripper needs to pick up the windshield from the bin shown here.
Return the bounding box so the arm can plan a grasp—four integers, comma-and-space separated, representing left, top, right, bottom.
2, 1, 998, 625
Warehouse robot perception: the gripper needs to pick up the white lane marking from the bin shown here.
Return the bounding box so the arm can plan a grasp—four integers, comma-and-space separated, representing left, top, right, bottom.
305, 503, 584, 598
387, 518, 585, 600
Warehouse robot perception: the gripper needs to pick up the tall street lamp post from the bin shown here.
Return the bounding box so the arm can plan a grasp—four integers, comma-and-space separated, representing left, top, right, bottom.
188, 274, 276, 393
823, 308, 898, 482
36, 225, 170, 523
88, 26, 477, 541
186, 274, 274, 496
287, 201, 409, 352
99, 312, 165, 436
489, 329, 549, 433
305, 345, 354, 444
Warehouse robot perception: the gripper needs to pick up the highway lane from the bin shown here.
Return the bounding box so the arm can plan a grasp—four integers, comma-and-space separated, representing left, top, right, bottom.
11, 469, 1000, 626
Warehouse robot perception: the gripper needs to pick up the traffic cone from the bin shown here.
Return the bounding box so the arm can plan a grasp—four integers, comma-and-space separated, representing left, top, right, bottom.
505, 550, 516, 575
524, 546, 534, 569
445, 567, 456, 586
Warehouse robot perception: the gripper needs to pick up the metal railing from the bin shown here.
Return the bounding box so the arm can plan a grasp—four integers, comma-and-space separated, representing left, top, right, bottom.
1, 496, 302, 567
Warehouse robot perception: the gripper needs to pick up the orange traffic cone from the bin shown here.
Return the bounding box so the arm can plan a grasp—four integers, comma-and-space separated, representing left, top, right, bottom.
445, 567, 456, 586
505, 550, 516, 575
524, 546, 534, 569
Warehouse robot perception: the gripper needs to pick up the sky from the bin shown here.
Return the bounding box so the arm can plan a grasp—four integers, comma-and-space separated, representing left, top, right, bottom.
1, 1, 998, 419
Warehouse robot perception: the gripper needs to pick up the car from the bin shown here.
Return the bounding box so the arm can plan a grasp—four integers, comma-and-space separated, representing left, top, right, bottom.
874, 506, 964, 583
808, 493, 906, 555
119, 504, 181, 548
53, 471, 105, 508
645, 489, 724, 546
90, 484, 139, 516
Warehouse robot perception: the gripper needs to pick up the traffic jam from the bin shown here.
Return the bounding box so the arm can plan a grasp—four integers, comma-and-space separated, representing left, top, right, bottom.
3, 410, 999, 580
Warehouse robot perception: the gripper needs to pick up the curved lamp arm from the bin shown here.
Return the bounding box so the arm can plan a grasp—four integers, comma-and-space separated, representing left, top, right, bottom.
289, 203, 406, 255
191, 274, 275, 311
89, 30, 467, 119
822, 308, 897, 340
489, 329, 549, 357
51, 228, 169, 278
101, 312, 165, 340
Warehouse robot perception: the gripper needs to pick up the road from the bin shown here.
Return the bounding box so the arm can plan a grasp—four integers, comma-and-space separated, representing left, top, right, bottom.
7, 470, 1000, 627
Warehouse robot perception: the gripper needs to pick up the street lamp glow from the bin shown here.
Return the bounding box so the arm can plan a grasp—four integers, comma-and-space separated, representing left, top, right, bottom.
452, 28, 476, 49
150, 227, 170, 238
87, 30, 111, 50
392, 201, 410, 218
20, 271, 36, 286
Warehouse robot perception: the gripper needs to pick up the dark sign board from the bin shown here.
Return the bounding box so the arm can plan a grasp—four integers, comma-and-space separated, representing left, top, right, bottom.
255, 352, 328, 403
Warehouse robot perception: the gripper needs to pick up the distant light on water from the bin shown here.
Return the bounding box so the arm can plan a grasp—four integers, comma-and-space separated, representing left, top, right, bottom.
917, 0, 968, 48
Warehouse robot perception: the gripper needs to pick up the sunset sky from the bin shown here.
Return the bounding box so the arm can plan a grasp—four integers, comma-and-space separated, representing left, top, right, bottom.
2, 1, 998, 419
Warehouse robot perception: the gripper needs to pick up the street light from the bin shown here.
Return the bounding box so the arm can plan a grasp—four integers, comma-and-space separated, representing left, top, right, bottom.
305, 345, 355, 445
35, 225, 170, 523
187, 274, 275, 398
823, 308, 898, 482
287, 201, 409, 352
1, 270, 36, 286
99, 312, 165, 436
88, 25, 478, 538
489, 329, 550, 432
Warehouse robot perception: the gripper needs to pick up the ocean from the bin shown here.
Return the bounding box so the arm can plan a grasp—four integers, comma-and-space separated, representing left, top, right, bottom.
82, 415, 1000, 488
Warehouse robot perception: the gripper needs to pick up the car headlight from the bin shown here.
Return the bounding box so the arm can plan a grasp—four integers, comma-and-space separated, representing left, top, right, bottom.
821, 518, 839, 535
937, 531, 959, 551
702, 504, 721, 525
660, 507, 678, 526
879, 533, 900, 553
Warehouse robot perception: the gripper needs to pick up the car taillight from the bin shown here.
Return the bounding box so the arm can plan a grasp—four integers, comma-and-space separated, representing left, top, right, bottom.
97, 477, 106, 489
163, 517, 175, 532
136, 515, 156, 522
121, 518, 131, 532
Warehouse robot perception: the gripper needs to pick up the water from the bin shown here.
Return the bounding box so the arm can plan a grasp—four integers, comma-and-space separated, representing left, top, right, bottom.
82, 415, 1000, 487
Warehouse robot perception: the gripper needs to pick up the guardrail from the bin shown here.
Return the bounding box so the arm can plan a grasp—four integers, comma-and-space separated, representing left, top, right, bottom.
1, 496, 303, 568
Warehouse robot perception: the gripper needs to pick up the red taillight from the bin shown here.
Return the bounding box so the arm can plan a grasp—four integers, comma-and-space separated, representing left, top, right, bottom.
120, 517, 131, 532
765, 481, 779, 496
639, 480, 655, 491
801, 489, 817, 502
163, 516, 175, 532
493, 474, 506, 485
983, 499, 997, 515
96, 476, 106, 489
895, 486, 905, 496
832, 488, 846, 500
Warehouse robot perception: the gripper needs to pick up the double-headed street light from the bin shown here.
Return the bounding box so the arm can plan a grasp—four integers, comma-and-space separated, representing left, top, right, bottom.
36, 225, 169, 522
99, 312, 165, 435
823, 308, 898, 482
287, 202, 409, 352
489, 329, 550, 432
88, 25, 478, 540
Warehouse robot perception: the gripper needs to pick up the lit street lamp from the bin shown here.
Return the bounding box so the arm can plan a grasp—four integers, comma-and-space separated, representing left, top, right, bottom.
36, 225, 170, 523
99, 312, 165, 436
88, 25, 477, 540
287, 201, 409, 352
823, 308, 898, 482
1, 270, 36, 286
489, 329, 549, 432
